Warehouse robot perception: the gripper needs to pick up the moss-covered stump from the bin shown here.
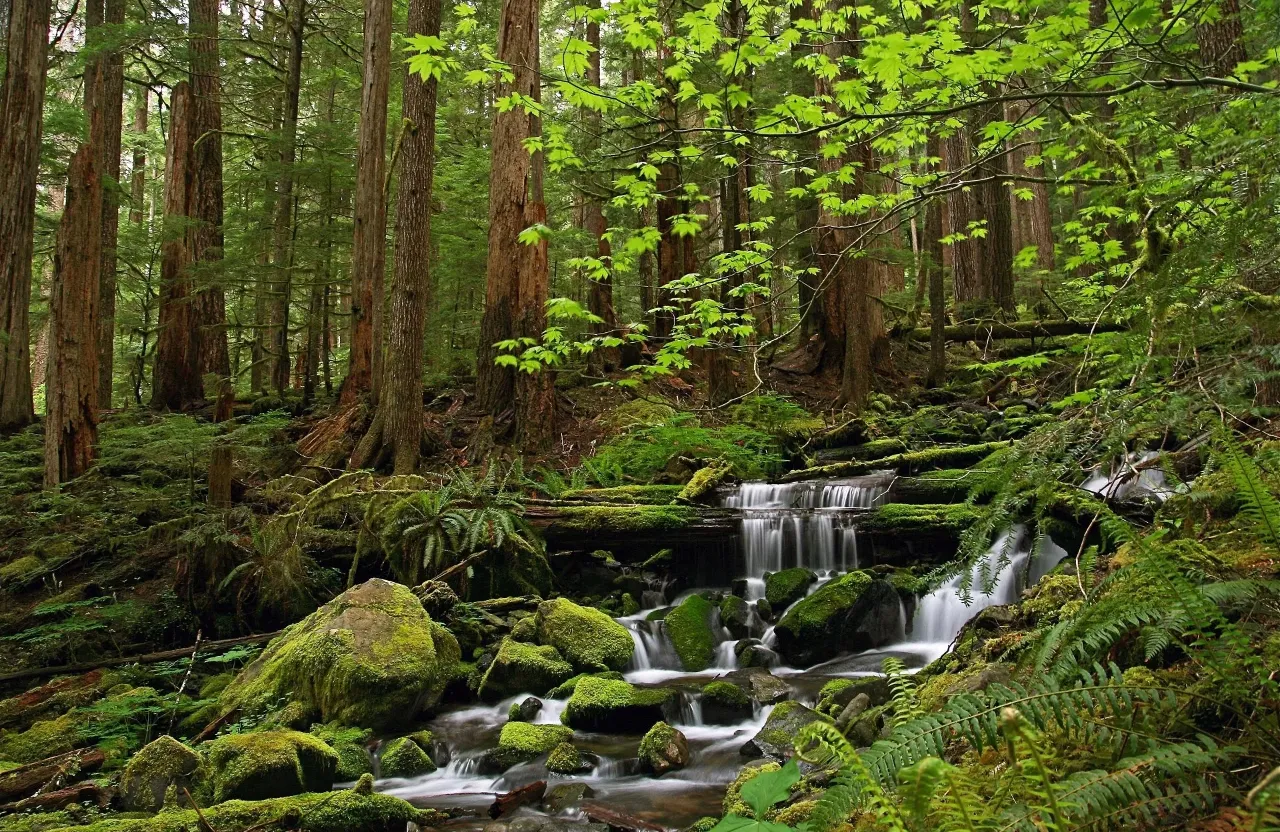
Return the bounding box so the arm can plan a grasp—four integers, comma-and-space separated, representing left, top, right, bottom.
119, 736, 206, 812
545, 741, 589, 774
764, 567, 817, 610
891, 469, 994, 503
206, 730, 338, 803
32, 781, 438, 832
664, 594, 718, 671
561, 676, 677, 733
481, 722, 574, 772
534, 598, 634, 672
782, 441, 1009, 482
741, 702, 828, 760
701, 681, 753, 724
773, 572, 903, 666
378, 735, 435, 778
638, 721, 690, 775
476, 638, 575, 702
217, 579, 459, 733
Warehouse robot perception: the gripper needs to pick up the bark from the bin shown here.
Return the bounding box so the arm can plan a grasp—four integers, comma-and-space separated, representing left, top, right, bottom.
0, 0, 51, 430
342, 0, 392, 404
973, 107, 1014, 314
651, 21, 680, 341
45, 144, 103, 487
129, 86, 147, 225
812, 3, 851, 376
475, 0, 540, 416
1004, 100, 1054, 273
95, 0, 126, 408
1196, 0, 1247, 76
903, 318, 1127, 341
151, 83, 202, 410
925, 138, 947, 387
840, 142, 876, 409
942, 132, 985, 313
582, 0, 618, 374
269, 0, 306, 393
189, 0, 230, 382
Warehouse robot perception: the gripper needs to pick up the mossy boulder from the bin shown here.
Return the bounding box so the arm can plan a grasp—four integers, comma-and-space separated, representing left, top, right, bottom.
218, 579, 459, 733
664, 594, 718, 671
764, 568, 817, 610
545, 741, 588, 774
120, 736, 207, 812
310, 724, 372, 782
0, 711, 81, 764
206, 730, 339, 803
562, 676, 677, 733
741, 702, 828, 760
559, 485, 685, 505
638, 721, 690, 775
674, 461, 733, 505
476, 638, 575, 702
534, 598, 634, 672
481, 722, 574, 772
701, 681, 753, 724
378, 735, 436, 779
510, 615, 538, 643
773, 572, 903, 666
546, 671, 625, 699
719, 595, 751, 639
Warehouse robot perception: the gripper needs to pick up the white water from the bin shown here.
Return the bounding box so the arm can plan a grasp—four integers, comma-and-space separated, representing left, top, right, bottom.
1082, 450, 1174, 502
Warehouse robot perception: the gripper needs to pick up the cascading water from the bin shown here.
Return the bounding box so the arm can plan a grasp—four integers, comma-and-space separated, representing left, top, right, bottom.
1082, 450, 1174, 502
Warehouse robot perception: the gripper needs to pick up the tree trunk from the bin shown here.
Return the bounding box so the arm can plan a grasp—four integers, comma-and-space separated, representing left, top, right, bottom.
1004, 100, 1054, 274
45, 144, 103, 487
270, 0, 306, 393
973, 107, 1014, 315
129, 85, 147, 225
150, 83, 201, 410
942, 132, 985, 314
0, 0, 51, 431
342, 0, 392, 405
925, 138, 947, 387
582, 0, 618, 374
1196, 0, 1247, 76
475, 0, 541, 417
94, 0, 125, 409
793, 0, 819, 341
189, 0, 230, 383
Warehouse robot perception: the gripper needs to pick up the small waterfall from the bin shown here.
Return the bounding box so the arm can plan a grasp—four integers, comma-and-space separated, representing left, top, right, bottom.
1082, 450, 1173, 502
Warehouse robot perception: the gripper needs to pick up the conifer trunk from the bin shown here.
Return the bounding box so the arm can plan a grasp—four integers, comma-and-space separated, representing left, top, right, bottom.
0, 0, 51, 431
95, 0, 126, 409
582, 0, 618, 374
270, 0, 306, 393
926, 139, 947, 387
129, 86, 147, 225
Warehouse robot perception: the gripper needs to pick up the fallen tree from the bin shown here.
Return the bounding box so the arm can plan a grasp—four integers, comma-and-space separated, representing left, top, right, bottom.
902, 319, 1126, 342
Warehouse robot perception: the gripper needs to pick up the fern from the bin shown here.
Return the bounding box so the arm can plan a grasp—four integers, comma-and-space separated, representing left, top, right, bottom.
885, 657, 925, 727
1218, 430, 1280, 547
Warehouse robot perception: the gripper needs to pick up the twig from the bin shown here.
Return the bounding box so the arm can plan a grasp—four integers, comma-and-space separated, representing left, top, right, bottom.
168, 630, 204, 734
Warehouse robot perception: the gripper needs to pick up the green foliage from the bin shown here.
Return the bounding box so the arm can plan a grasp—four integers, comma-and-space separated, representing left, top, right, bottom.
580, 413, 787, 485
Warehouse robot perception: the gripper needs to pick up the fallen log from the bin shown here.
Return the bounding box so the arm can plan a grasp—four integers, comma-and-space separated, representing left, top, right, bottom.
581, 801, 669, 832
0, 669, 105, 729
0, 748, 105, 803
489, 780, 546, 818
902, 319, 1126, 342
0, 782, 112, 813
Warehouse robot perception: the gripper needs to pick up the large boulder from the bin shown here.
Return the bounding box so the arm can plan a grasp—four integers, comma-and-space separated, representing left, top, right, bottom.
562, 676, 677, 733
722, 667, 791, 705
663, 595, 717, 671
219, 579, 460, 732
379, 735, 436, 779
206, 730, 339, 803
741, 702, 828, 760
718, 596, 752, 640
638, 722, 690, 775
481, 722, 574, 773
120, 735, 207, 811
772, 572, 902, 666
534, 598, 634, 672
477, 638, 575, 702
764, 568, 816, 611
700, 681, 753, 724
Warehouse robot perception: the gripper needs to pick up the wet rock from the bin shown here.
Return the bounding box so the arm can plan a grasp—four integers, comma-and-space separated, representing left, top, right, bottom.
765, 567, 817, 610
510, 615, 539, 642
207, 729, 338, 802
477, 639, 575, 702
971, 605, 1019, 630
773, 573, 903, 666
543, 782, 597, 813
638, 721, 690, 775
719, 595, 752, 640
413, 580, 459, 619
947, 665, 1012, 695
120, 735, 206, 811
723, 667, 791, 705
664, 594, 717, 671
490, 780, 547, 818
731, 578, 750, 598
741, 702, 826, 760
481, 723, 574, 773
701, 681, 753, 724
509, 696, 544, 722
754, 599, 773, 622
845, 709, 883, 748
834, 693, 871, 733
535, 598, 636, 672
562, 676, 678, 733
510, 819, 544, 832
545, 741, 591, 774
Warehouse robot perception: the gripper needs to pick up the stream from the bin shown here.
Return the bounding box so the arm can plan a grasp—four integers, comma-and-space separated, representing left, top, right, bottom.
381, 476, 1071, 830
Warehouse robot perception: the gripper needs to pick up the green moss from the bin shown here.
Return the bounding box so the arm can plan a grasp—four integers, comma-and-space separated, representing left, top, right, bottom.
774, 800, 817, 826
857, 503, 980, 535
0, 554, 44, 586
894, 469, 994, 503
675, 461, 733, 504
664, 595, 717, 672
476, 638, 575, 702
783, 441, 1010, 481
510, 615, 538, 643
776, 571, 872, 637
562, 676, 676, 732
218, 580, 458, 733
642, 548, 675, 569
559, 485, 685, 505
552, 505, 699, 534
638, 721, 689, 774
206, 729, 338, 803
0, 712, 80, 763
686, 818, 720, 832
1022, 573, 1081, 622
724, 762, 780, 816
765, 568, 817, 610
534, 598, 634, 672
331, 742, 372, 782
544, 741, 584, 774
815, 679, 855, 717
702, 681, 750, 709
498, 722, 573, 756
119, 736, 207, 812
545, 671, 625, 699
622, 593, 640, 616
378, 736, 435, 778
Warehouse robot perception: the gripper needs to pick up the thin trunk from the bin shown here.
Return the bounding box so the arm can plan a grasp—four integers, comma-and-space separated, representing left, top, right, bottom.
129, 85, 147, 225
95, 0, 126, 408
270, 0, 306, 393
926, 139, 947, 387
45, 144, 103, 486
582, 0, 618, 374
0, 0, 51, 430
342, 0, 392, 404
652, 31, 679, 342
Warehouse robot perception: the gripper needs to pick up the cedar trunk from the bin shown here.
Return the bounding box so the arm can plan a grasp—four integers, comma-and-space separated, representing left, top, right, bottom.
94, 0, 126, 408
925, 137, 947, 387
269, 0, 306, 393
45, 145, 103, 487
582, 0, 619, 374
0, 0, 51, 430
342, 0, 392, 404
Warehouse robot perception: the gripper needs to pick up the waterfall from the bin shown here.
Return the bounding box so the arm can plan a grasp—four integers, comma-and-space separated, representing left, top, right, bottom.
1082, 450, 1173, 502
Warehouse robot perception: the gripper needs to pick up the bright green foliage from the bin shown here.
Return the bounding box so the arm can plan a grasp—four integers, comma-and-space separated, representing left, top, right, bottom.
663, 594, 717, 671
534, 597, 635, 671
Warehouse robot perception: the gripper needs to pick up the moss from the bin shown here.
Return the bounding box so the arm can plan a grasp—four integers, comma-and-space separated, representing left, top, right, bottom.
857, 503, 980, 535
675, 461, 733, 504
552, 505, 699, 534
638, 721, 689, 774
331, 743, 372, 781
776, 571, 872, 640
622, 593, 641, 616
218, 580, 458, 733
534, 598, 634, 672
894, 468, 994, 503
498, 722, 573, 761
378, 736, 435, 779
0, 554, 44, 586
702, 681, 750, 709
664, 595, 717, 671
120, 736, 207, 812
476, 638, 575, 702
642, 548, 675, 569
724, 762, 780, 816
559, 485, 686, 505
1021, 573, 1081, 623
562, 676, 676, 732
765, 568, 817, 610
545, 671, 625, 699
816, 679, 855, 717
206, 729, 338, 803
774, 801, 817, 826
510, 615, 538, 643
0, 712, 80, 764
685, 818, 720, 832
784, 441, 1010, 481
544, 741, 585, 774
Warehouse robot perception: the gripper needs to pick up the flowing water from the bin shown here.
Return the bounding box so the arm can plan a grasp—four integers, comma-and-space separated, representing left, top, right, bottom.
384, 475, 1069, 830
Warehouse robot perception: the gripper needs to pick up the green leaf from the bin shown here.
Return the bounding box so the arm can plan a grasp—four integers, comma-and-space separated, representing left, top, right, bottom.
708, 816, 794, 832
741, 758, 802, 819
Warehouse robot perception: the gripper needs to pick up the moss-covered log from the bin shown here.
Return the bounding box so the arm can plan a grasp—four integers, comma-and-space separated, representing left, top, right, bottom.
901, 319, 1126, 342
782, 441, 1008, 482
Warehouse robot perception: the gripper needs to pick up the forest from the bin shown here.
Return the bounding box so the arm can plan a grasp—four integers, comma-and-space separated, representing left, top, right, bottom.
1, 0, 1280, 826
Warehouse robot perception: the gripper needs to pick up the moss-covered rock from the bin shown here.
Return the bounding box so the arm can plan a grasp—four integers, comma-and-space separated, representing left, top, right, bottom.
675, 461, 733, 505
545, 671, 626, 699
764, 568, 817, 610
741, 702, 828, 760
119, 736, 207, 812
856, 503, 980, 536
0, 711, 81, 764
509, 614, 538, 643
534, 598, 634, 672
773, 572, 903, 665
562, 676, 676, 733
476, 638, 575, 702
544, 741, 588, 774
309, 724, 372, 782
719, 595, 751, 639
481, 722, 574, 772
550, 505, 700, 535
893, 469, 994, 503
378, 735, 436, 779
701, 681, 753, 724
217, 579, 459, 733
206, 730, 339, 803
724, 762, 780, 815
638, 721, 690, 775
664, 594, 717, 671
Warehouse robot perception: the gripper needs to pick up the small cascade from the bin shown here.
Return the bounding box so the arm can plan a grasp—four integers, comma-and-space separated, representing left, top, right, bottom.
1082, 451, 1173, 502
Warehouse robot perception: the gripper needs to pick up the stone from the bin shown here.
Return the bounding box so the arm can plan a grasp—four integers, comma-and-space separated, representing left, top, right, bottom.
723, 667, 791, 705
562, 676, 677, 733
119, 735, 206, 812
534, 598, 635, 672
764, 568, 817, 611
206, 729, 339, 803
638, 722, 690, 775
544, 742, 589, 774
481, 722, 574, 773
773, 572, 903, 666
477, 639, 575, 702
834, 693, 871, 732
509, 696, 544, 722
663, 594, 717, 671
413, 580, 459, 619
543, 782, 596, 813
719, 595, 751, 640
740, 702, 827, 760
700, 681, 753, 724
379, 735, 436, 778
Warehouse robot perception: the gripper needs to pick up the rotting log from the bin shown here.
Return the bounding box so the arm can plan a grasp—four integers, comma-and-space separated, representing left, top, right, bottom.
0, 781, 113, 813
581, 801, 668, 832
489, 780, 546, 818
0, 748, 105, 803
902, 319, 1126, 342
